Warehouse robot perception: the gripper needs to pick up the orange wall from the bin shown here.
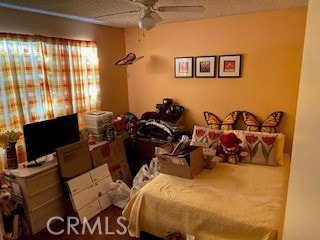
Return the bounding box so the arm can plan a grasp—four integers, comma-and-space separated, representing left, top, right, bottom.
0, 7, 128, 116
125, 7, 307, 154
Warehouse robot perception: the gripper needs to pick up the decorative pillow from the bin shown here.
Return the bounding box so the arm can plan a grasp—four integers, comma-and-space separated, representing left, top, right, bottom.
190, 125, 222, 148
241, 131, 285, 166
223, 130, 245, 145
242, 111, 283, 133
203, 111, 240, 130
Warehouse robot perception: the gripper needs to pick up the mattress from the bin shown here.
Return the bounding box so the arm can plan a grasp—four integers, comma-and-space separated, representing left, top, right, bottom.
123, 162, 289, 240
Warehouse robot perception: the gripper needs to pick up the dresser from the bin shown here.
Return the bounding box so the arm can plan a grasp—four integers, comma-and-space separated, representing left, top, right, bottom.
10, 159, 65, 235
8, 137, 133, 235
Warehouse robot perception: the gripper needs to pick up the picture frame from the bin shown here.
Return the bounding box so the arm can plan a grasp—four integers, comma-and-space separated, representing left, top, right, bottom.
174, 57, 194, 78
218, 54, 242, 78
195, 56, 216, 78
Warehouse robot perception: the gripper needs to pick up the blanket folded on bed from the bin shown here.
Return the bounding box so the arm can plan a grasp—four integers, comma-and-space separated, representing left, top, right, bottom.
123, 163, 289, 240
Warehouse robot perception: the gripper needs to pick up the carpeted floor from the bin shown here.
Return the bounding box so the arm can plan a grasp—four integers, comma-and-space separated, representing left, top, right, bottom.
25, 205, 139, 240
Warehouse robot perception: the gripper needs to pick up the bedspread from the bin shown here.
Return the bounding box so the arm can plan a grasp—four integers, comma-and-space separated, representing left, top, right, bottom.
122, 162, 289, 240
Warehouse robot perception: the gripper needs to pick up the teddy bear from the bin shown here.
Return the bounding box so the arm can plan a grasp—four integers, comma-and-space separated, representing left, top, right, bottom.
141, 98, 185, 124
217, 133, 248, 164
155, 98, 184, 124
0, 184, 30, 239
0, 184, 16, 216
156, 98, 174, 114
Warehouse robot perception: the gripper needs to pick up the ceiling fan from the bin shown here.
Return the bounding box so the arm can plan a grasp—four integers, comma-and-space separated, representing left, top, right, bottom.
96, 0, 205, 30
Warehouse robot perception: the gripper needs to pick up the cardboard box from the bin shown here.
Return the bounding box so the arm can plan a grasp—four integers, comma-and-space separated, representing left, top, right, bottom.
77, 199, 101, 223
56, 140, 93, 178
90, 138, 126, 168
99, 192, 112, 211
156, 144, 203, 179
66, 172, 92, 195
109, 138, 127, 163
69, 184, 98, 210
90, 163, 111, 182
90, 142, 112, 168
92, 175, 113, 197
109, 160, 132, 187
67, 171, 113, 212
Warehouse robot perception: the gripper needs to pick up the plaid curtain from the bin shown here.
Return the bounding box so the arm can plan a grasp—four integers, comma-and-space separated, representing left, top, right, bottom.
0, 33, 100, 132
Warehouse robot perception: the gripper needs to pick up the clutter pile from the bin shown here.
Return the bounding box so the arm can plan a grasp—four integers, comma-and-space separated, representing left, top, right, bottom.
138, 98, 190, 142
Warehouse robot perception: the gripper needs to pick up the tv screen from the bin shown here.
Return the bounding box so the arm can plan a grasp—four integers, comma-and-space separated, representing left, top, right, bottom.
23, 113, 80, 162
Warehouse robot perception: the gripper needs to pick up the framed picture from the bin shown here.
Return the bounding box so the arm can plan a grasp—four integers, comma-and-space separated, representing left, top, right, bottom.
195, 56, 216, 78
218, 54, 242, 78
174, 57, 194, 78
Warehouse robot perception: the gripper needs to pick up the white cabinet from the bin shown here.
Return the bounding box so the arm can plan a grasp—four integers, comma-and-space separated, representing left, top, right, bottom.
10, 159, 65, 235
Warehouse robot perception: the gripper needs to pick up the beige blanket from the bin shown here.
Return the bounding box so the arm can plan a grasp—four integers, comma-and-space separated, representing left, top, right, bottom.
123, 163, 289, 240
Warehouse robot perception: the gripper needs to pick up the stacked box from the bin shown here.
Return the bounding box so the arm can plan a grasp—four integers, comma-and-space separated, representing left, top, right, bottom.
83, 111, 114, 127
90, 138, 132, 187
83, 111, 114, 142
86, 124, 106, 135
66, 163, 113, 223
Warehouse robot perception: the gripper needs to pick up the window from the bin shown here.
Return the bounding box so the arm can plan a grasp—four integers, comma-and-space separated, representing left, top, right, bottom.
0, 33, 100, 132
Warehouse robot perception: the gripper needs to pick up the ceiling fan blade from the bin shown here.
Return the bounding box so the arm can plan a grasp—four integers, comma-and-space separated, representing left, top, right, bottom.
156, 6, 205, 13
150, 11, 162, 22
123, 0, 146, 8
95, 9, 140, 18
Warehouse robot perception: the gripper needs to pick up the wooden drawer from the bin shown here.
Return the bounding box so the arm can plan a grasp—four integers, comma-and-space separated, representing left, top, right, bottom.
26, 167, 61, 194
30, 195, 65, 234
136, 139, 164, 154
28, 182, 63, 209
136, 138, 166, 164
136, 140, 155, 153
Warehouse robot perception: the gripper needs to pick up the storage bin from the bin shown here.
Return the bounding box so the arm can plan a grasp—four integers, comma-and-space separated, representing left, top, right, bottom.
86, 124, 106, 135
82, 111, 113, 127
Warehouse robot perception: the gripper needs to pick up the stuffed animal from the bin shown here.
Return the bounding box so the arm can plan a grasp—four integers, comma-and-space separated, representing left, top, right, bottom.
217, 133, 248, 164
0, 184, 30, 239
0, 184, 16, 216
88, 134, 96, 145
155, 98, 184, 123
141, 98, 184, 124
156, 98, 174, 114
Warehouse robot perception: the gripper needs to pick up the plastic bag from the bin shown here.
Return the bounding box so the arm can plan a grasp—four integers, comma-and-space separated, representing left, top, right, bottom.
131, 158, 160, 196
133, 158, 159, 188
148, 157, 160, 179
108, 180, 131, 209
133, 164, 151, 189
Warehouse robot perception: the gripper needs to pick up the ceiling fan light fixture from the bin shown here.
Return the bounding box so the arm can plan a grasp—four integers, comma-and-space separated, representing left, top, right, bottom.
139, 16, 156, 30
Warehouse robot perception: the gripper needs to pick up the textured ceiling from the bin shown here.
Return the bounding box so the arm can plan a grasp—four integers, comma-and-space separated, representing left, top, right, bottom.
0, 0, 308, 28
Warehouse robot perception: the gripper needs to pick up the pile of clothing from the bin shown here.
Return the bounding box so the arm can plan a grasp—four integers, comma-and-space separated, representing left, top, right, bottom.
138, 98, 190, 141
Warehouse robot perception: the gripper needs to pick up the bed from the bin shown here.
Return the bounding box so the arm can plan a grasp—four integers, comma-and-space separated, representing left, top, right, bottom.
123, 127, 290, 240
123, 160, 289, 240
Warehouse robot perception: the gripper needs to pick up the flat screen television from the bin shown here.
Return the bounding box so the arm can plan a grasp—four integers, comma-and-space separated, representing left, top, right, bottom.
23, 113, 80, 163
